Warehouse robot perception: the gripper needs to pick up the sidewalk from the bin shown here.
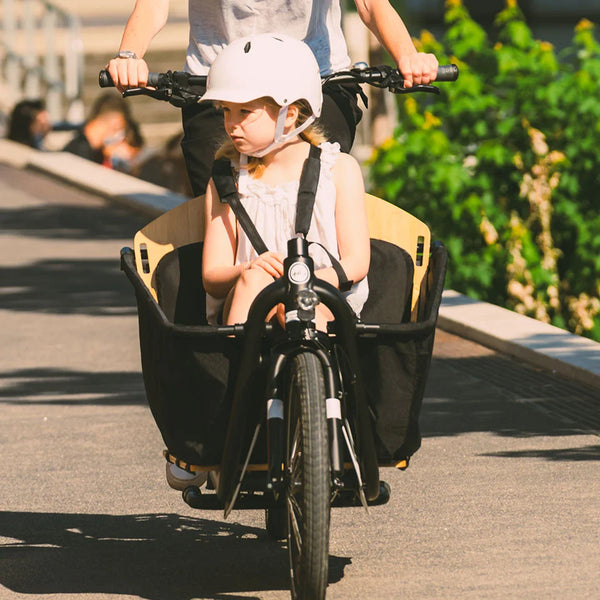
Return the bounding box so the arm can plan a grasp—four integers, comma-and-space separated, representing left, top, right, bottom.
1, 138, 599, 391
2, 154, 598, 600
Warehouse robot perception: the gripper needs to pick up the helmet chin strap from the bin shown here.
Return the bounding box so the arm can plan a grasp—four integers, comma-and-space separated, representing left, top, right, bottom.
248, 105, 316, 158
238, 105, 316, 195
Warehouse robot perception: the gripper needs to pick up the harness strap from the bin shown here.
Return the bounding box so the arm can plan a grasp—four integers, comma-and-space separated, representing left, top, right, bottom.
212, 159, 269, 256
295, 145, 352, 292
309, 242, 353, 293
295, 144, 322, 236
211, 147, 353, 292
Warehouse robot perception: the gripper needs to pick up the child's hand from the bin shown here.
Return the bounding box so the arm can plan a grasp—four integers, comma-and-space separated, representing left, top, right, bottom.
247, 252, 284, 279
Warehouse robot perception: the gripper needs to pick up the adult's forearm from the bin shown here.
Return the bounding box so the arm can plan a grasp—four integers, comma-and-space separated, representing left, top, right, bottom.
354, 0, 417, 63
118, 0, 170, 57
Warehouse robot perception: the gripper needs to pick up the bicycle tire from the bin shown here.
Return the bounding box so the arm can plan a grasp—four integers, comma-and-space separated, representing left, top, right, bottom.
286, 351, 330, 600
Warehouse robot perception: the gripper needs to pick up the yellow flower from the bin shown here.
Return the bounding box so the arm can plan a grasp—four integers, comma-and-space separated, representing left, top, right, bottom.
423, 111, 441, 129
420, 30, 435, 46
379, 137, 396, 152
404, 96, 418, 116
575, 19, 594, 32
513, 152, 524, 170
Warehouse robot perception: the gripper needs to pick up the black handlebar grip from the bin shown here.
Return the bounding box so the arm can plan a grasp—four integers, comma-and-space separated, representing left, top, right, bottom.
147, 72, 163, 87
98, 69, 166, 88
98, 70, 114, 88
436, 64, 459, 82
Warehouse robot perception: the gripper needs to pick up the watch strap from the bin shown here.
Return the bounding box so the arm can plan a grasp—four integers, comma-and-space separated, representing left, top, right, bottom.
114, 50, 138, 59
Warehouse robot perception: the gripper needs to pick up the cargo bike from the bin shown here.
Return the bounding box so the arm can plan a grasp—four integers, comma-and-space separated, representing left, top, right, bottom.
101, 63, 457, 599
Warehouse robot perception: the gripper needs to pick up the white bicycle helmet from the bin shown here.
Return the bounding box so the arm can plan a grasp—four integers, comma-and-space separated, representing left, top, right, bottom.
200, 33, 323, 157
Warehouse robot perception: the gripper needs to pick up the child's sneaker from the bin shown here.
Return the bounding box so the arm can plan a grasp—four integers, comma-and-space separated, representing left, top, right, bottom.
166, 463, 208, 491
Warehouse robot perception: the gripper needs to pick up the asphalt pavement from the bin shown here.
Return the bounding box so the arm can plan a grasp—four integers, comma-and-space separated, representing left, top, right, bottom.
1, 162, 599, 600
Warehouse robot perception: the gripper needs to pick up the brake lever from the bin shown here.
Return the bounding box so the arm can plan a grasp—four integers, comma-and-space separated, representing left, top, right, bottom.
350, 65, 440, 95
393, 84, 440, 95
167, 90, 203, 108
122, 87, 173, 102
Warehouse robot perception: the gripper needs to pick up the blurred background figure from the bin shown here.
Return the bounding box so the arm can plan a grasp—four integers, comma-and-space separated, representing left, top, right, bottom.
102, 112, 145, 173
7, 99, 52, 149
62, 91, 143, 168
133, 131, 193, 197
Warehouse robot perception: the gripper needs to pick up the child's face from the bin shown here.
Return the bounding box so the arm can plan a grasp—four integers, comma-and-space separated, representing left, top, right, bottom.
221, 99, 280, 155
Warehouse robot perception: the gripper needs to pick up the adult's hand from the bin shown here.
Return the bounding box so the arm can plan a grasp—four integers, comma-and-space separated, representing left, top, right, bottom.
105, 56, 150, 92
397, 52, 439, 88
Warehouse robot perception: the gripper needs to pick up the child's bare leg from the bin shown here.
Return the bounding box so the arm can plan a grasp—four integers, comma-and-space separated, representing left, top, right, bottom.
315, 304, 334, 332
224, 268, 275, 325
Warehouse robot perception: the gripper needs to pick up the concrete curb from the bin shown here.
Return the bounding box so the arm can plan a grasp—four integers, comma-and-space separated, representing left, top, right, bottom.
438, 291, 600, 390
2, 140, 599, 390
0, 140, 185, 218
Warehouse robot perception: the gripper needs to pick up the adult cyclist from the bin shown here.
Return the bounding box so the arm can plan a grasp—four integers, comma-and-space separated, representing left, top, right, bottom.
106, 0, 439, 197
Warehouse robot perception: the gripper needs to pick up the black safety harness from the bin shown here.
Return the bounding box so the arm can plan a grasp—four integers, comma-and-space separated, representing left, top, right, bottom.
211, 145, 353, 292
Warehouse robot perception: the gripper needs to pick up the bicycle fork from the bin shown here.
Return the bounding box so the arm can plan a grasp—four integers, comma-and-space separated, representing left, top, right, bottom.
265, 343, 348, 499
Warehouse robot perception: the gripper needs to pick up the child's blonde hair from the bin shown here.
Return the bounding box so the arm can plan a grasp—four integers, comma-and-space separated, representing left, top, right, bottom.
215, 98, 328, 177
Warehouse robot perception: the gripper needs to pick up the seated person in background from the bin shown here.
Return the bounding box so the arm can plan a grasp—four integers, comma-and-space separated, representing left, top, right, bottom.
62, 92, 134, 164
133, 131, 193, 197
102, 115, 145, 173
7, 99, 52, 149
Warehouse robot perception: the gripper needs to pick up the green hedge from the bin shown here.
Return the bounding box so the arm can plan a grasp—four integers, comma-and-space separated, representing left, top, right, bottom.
369, 0, 600, 341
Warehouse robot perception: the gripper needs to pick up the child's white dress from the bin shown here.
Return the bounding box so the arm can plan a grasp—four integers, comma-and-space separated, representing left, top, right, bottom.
206, 142, 369, 324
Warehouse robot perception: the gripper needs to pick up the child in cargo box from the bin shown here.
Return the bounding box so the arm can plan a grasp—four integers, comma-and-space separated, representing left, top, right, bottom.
201, 33, 370, 330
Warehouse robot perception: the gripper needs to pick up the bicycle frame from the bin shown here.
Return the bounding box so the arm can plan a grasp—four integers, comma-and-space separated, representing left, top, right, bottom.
218, 236, 380, 516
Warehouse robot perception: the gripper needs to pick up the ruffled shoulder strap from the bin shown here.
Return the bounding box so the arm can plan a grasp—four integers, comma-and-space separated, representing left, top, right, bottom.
317, 141, 341, 175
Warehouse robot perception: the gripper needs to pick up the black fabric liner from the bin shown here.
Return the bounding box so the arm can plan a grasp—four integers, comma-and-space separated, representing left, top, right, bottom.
134, 238, 446, 466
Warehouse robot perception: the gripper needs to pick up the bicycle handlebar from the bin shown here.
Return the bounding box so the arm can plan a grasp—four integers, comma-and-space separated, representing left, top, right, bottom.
435, 64, 459, 82
98, 70, 207, 89
99, 64, 458, 89
98, 63, 458, 106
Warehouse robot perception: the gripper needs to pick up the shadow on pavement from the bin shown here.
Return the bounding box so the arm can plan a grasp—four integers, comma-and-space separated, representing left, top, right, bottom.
0, 258, 137, 316
481, 445, 600, 461
422, 354, 600, 453
0, 203, 147, 241
0, 511, 350, 599
0, 368, 146, 406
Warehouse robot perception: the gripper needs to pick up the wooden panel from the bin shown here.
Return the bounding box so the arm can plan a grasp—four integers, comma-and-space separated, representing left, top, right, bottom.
133, 194, 205, 299
132, 192, 431, 318
365, 193, 431, 318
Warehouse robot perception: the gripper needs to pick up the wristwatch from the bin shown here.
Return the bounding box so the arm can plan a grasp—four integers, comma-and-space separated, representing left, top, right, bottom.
114, 50, 138, 59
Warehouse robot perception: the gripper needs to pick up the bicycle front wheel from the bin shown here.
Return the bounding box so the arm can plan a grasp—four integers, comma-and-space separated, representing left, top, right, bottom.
286, 351, 330, 600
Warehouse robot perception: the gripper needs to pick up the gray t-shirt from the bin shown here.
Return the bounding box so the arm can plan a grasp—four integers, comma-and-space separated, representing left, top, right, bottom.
186, 0, 351, 76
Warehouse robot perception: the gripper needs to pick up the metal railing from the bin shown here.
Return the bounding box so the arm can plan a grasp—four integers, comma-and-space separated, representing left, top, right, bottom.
1, 0, 84, 124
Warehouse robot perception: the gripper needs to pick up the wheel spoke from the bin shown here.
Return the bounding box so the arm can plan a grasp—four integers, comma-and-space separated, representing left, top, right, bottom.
288, 490, 303, 519
287, 495, 303, 554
